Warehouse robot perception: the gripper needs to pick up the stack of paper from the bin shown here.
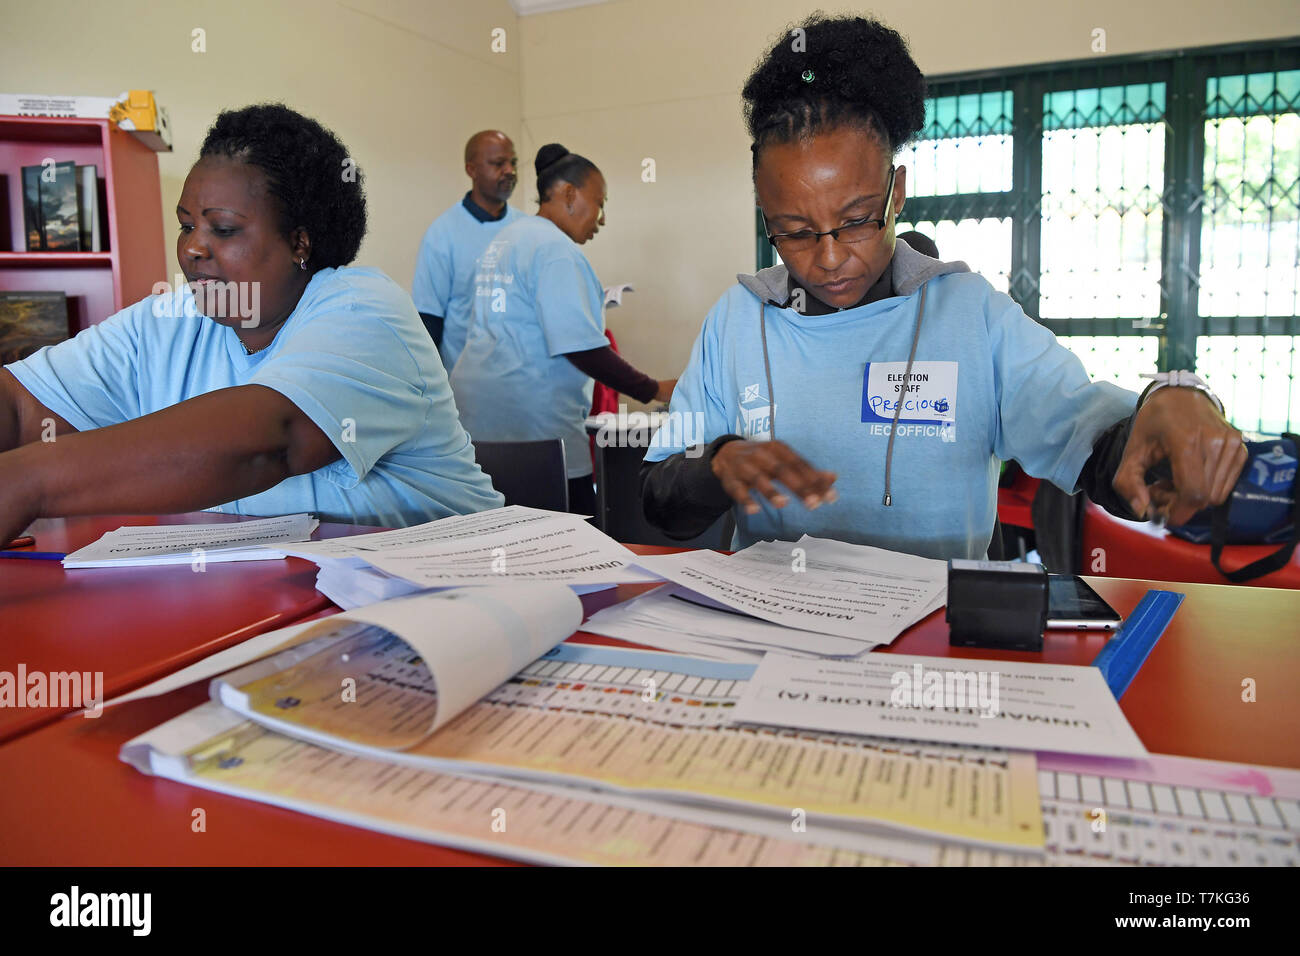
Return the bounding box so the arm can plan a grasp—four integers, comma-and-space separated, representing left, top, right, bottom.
276, 505, 660, 609
584, 535, 946, 660
62, 514, 319, 568
580, 585, 877, 662
119, 591, 1051, 861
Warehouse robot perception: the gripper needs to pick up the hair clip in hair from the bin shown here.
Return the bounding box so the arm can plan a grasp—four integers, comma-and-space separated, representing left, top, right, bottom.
801, 69, 815, 83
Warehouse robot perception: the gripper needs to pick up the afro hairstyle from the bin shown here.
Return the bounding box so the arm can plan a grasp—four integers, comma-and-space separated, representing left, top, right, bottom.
742, 13, 927, 170
199, 103, 367, 271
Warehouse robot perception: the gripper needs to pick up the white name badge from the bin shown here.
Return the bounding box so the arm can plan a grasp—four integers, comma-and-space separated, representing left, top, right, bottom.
861, 361, 958, 425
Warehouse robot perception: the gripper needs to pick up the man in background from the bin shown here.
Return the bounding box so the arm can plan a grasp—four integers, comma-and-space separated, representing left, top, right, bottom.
412, 130, 521, 370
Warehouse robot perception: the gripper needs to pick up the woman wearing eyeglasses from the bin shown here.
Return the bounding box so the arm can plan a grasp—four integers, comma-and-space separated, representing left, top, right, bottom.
641, 14, 1246, 557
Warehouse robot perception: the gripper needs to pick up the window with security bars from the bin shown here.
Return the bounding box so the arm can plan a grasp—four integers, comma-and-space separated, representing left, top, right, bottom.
756, 40, 1300, 435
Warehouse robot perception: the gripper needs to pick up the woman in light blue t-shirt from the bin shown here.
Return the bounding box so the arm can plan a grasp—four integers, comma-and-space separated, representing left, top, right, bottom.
0, 104, 502, 541
449, 143, 675, 515
643, 14, 1248, 557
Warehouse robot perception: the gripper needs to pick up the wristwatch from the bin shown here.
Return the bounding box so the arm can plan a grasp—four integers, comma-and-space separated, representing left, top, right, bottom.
1137, 370, 1225, 415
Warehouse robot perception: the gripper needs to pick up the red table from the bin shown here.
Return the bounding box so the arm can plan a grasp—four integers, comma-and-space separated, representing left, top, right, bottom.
0, 513, 373, 743
0, 546, 1296, 865
1082, 500, 1300, 589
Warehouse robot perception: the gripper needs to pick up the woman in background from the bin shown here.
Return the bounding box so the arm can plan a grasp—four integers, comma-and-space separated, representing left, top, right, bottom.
0, 103, 502, 543
450, 143, 674, 514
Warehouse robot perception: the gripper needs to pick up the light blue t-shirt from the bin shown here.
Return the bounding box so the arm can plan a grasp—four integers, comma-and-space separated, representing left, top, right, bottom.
645, 270, 1137, 558
411, 198, 521, 370
449, 215, 609, 479
6, 266, 504, 526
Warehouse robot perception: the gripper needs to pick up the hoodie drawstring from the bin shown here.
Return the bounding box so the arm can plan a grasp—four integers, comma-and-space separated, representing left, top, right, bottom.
760, 303, 776, 441
882, 282, 927, 506
758, 280, 928, 512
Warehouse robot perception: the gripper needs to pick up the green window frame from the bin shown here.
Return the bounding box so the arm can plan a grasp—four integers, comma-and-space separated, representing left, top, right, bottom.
756, 39, 1300, 434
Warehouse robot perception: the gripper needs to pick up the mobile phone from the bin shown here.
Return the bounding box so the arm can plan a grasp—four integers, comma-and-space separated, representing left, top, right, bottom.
1047, 574, 1122, 630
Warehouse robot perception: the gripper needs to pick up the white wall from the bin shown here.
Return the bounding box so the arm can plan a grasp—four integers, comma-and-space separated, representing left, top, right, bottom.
0, 0, 522, 294
3, 0, 1296, 386
518, 0, 1300, 389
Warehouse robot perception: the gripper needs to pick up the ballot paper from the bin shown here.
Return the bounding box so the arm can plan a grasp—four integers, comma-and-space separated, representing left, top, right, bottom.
215, 584, 582, 740
634, 535, 946, 643
279, 505, 658, 590
121, 700, 946, 867
312, 553, 618, 611
603, 282, 634, 307
732, 653, 1149, 759
582, 584, 892, 660
62, 513, 319, 568
207, 639, 1044, 850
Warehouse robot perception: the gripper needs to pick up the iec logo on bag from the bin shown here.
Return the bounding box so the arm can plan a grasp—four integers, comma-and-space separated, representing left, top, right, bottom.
1250, 444, 1297, 494
861, 361, 958, 439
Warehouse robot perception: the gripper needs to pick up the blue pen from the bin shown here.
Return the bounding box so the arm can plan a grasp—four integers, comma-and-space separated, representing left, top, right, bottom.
1091, 589, 1185, 699
0, 551, 66, 560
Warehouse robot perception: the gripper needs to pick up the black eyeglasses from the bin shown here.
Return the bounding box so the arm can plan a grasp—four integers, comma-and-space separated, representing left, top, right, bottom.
762, 166, 898, 254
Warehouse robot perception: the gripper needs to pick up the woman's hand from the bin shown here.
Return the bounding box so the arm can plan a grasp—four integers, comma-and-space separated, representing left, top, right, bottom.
1112, 387, 1248, 526
655, 379, 677, 403
711, 438, 838, 515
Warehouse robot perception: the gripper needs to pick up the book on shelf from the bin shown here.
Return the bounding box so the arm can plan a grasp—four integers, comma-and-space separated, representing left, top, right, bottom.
21, 160, 80, 251
0, 291, 70, 363
75, 165, 101, 252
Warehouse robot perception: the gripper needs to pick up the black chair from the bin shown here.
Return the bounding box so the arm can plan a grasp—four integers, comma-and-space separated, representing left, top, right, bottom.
591, 440, 734, 549
471, 439, 569, 512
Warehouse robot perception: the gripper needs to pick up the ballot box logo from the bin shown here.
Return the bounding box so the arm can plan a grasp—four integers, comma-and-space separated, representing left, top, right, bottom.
0, 664, 103, 718
890, 663, 999, 718
736, 384, 774, 440
1248, 444, 1296, 493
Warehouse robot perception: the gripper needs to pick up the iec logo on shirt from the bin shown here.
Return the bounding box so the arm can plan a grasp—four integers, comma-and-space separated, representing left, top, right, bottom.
736, 383, 775, 441
861, 361, 958, 442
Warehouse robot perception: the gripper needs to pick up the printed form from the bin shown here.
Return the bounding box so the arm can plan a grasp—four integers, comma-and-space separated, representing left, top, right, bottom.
280, 505, 657, 588
635, 535, 946, 642
732, 653, 1149, 759
63, 514, 319, 568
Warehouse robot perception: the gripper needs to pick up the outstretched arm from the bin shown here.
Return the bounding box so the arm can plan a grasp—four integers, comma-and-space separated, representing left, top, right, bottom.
0, 368, 76, 452
0, 382, 339, 542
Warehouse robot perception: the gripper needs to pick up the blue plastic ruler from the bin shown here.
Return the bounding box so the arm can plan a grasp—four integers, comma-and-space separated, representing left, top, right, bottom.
1091, 589, 1186, 700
